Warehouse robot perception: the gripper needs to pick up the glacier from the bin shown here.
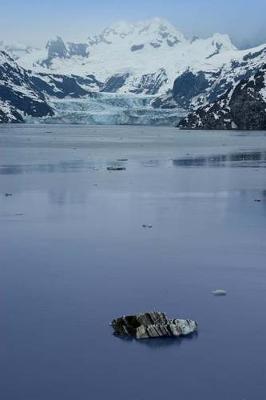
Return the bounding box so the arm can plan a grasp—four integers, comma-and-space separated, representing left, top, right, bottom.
25, 93, 186, 125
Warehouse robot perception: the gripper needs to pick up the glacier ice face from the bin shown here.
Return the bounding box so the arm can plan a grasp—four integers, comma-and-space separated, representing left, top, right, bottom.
25, 93, 185, 126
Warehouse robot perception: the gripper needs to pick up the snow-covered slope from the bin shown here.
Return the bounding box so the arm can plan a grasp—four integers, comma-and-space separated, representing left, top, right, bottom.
173, 44, 266, 108
179, 65, 266, 130
0, 51, 53, 122
14, 18, 237, 95
178, 46, 266, 129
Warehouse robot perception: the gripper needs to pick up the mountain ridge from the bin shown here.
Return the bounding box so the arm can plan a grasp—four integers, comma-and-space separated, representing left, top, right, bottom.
0, 18, 265, 128
5, 18, 237, 87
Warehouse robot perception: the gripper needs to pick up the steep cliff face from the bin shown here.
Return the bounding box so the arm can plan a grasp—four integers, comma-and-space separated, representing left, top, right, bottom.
172, 71, 212, 108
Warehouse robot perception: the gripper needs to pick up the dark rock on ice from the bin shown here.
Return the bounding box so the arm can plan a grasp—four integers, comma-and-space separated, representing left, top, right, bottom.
131, 44, 144, 52
111, 311, 198, 339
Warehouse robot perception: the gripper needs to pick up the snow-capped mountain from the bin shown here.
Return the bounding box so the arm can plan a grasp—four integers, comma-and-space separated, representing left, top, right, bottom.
0, 17, 265, 127
13, 18, 237, 95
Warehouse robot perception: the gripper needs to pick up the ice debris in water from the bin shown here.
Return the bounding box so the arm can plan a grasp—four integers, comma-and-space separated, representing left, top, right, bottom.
111, 311, 198, 339
212, 289, 227, 296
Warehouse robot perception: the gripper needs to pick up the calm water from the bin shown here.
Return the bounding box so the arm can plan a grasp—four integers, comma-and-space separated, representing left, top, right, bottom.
0, 125, 266, 400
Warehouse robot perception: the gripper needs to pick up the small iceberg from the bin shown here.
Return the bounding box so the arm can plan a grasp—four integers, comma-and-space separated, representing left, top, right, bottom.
111, 311, 198, 339
212, 289, 227, 296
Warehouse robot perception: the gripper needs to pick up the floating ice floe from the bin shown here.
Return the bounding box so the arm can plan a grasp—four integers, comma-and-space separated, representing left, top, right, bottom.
111, 311, 198, 339
212, 289, 227, 296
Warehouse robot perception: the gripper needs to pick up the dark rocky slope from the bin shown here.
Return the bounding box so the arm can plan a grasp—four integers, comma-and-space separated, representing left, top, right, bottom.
175, 46, 266, 129
41, 37, 89, 67
0, 50, 102, 123
31, 73, 102, 99
0, 51, 53, 122
178, 66, 266, 130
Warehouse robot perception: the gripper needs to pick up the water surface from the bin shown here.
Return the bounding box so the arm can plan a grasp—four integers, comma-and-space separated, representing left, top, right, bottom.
0, 125, 266, 400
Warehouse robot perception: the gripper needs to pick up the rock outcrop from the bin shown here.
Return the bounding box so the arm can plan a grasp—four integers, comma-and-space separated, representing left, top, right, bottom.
172, 70, 213, 109
41, 37, 89, 67
101, 73, 130, 93
31, 73, 102, 99
130, 68, 168, 95
111, 311, 197, 339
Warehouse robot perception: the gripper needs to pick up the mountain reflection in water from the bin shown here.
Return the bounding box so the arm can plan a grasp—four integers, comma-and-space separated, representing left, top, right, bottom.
173, 151, 266, 168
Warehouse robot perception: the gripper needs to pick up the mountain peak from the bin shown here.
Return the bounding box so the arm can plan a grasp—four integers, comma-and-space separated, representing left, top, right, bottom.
210, 33, 236, 51
109, 17, 178, 33
88, 17, 185, 47
139, 17, 178, 31
46, 36, 67, 59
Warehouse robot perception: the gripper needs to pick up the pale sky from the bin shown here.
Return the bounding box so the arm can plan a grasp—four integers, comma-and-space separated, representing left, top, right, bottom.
1, 0, 266, 49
